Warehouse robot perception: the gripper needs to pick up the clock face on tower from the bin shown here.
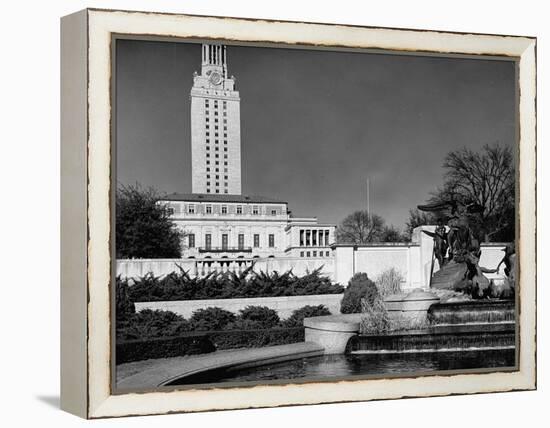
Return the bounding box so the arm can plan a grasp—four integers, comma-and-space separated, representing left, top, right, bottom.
209, 71, 222, 85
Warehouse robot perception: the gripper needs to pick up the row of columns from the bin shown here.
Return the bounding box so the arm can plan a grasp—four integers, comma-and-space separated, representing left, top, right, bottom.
192, 259, 254, 277
299, 229, 331, 247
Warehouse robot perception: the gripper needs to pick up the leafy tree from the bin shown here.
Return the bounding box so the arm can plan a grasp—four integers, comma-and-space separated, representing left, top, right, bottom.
431, 143, 515, 242
381, 225, 405, 242
336, 211, 385, 244
116, 184, 184, 258
115, 276, 135, 322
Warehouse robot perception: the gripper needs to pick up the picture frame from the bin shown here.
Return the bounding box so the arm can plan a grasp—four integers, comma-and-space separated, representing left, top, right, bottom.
60, 8, 536, 419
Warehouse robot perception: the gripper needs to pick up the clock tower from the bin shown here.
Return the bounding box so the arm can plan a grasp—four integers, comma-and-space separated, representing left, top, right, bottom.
190, 44, 242, 195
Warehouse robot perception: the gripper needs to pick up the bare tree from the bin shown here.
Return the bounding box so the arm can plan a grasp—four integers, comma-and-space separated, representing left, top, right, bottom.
433, 143, 515, 242
336, 211, 386, 244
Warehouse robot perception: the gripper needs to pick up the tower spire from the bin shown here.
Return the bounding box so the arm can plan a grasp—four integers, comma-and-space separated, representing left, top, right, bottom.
190, 44, 241, 195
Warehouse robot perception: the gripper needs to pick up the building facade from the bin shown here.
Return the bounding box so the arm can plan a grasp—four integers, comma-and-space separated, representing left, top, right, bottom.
162, 193, 335, 260
159, 43, 335, 264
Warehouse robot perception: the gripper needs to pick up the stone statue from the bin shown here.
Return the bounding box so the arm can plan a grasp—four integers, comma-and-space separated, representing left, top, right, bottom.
417, 198, 510, 299
421, 220, 448, 268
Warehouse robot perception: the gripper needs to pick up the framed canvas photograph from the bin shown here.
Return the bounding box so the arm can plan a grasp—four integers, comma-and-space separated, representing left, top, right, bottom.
60, 8, 537, 419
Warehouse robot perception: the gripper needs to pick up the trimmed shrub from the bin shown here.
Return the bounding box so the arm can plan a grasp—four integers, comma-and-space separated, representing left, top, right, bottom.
225, 318, 265, 330
375, 268, 404, 297
340, 273, 379, 314
116, 309, 191, 341
189, 307, 236, 331
127, 266, 344, 302
209, 327, 304, 350
237, 306, 280, 328
281, 305, 331, 328
116, 334, 215, 364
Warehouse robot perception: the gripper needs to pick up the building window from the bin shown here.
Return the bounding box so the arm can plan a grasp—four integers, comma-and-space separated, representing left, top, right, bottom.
221, 233, 228, 250
205, 234, 212, 250
188, 234, 195, 248
236, 205, 242, 214
326, 251, 330, 257
313, 251, 317, 257
271, 209, 277, 216
300, 230, 305, 246
238, 234, 245, 250
221, 205, 227, 214
306, 251, 311, 257
268, 234, 275, 248
166, 207, 174, 216
206, 205, 212, 214
252, 206, 259, 215
305, 230, 311, 246
253, 234, 260, 248
325, 230, 330, 246
300, 251, 304, 257
188, 204, 195, 214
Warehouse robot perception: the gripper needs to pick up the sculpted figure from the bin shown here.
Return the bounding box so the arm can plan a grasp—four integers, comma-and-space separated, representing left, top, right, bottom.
422, 220, 448, 268
417, 198, 498, 298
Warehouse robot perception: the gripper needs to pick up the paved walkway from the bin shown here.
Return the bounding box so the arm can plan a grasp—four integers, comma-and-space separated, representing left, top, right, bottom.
116, 342, 324, 390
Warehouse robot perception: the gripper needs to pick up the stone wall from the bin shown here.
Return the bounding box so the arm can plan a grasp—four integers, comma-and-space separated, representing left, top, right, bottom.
117, 226, 508, 290
333, 226, 507, 290
135, 294, 344, 319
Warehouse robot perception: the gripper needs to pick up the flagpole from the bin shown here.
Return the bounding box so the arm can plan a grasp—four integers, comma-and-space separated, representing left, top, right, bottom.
367, 177, 370, 220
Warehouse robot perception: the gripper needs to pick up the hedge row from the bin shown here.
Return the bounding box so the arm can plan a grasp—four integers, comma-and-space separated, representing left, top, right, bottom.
116, 327, 304, 364
124, 265, 343, 302
116, 333, 216, 364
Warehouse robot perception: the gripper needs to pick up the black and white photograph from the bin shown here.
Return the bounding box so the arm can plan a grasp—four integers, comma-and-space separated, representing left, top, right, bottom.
114, 38, 518, 391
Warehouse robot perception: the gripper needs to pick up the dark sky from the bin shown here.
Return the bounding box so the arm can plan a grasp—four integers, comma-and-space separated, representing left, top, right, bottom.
116, 39, 516, 229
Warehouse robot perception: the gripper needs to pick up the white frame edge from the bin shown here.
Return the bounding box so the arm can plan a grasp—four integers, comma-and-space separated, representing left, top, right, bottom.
82, 9, 536, 418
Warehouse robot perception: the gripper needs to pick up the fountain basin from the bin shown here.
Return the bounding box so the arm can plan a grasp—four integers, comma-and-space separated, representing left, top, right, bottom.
348, 322, 515, 354
304, 314, 362, 354
384, 289, 441, 323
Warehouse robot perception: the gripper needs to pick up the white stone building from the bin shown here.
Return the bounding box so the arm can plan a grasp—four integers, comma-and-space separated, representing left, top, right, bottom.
159, 43, 336, 265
